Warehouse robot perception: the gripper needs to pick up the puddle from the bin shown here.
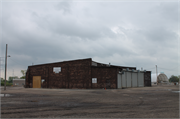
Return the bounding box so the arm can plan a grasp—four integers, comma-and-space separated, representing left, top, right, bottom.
172, 91, 180, 93
0, 94, 13, 97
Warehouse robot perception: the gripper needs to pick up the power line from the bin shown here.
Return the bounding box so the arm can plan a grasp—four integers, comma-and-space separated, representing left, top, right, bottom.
158, 67, 178, 71
145, 67, 155, 70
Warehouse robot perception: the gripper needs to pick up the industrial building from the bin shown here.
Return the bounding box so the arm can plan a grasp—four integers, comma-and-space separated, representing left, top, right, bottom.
157, 73, 169, 83
151, 73, 169, 85
25, 58, 151, 89
13, 79, 25, 86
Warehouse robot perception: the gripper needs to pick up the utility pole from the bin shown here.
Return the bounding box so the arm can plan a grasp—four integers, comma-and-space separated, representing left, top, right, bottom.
4, 44, 8, 90
156, 65, 158, 85
0, 58, 5, 81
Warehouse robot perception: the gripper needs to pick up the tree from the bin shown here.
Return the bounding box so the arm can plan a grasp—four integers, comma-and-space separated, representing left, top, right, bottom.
169, 75, 179, 82
20, 76, 25, 79
20, 70, 26, 79
1, 78, 4, 82
8, 76, 18, 83
21, 70, 26, 76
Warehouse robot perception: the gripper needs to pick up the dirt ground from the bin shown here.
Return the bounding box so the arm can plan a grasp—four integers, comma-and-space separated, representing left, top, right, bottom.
0, 85, 179, 118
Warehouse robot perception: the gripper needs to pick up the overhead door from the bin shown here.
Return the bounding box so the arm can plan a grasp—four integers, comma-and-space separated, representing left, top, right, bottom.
117, 74, 122, 89
132, 72, 138, 87
122, 72, 126, 88
126, 72, 132, 87
33, 76, 41, 88
138, 73, 144, 87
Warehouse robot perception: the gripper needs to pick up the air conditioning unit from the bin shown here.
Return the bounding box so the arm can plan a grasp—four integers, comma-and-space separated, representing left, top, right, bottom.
122, 69, 126, 71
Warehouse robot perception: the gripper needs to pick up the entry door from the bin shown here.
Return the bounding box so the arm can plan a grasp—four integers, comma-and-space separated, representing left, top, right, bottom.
33, 76, 41, 88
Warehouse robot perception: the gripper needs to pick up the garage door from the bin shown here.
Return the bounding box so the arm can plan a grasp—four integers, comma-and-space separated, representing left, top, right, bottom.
33, 76, 41, 88
117, 74, 122, 89
126, 72, 131, 87
138, 73, 144, 87
122, 72, 126, 88
132, 72, 138, 87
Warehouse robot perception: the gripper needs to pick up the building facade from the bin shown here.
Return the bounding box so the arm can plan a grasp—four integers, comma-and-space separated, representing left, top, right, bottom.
13, 79, 25, 86
25, 58, 151, 89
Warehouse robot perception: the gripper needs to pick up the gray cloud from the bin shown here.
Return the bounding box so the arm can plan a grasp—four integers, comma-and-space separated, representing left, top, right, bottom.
0, 0, 179, 79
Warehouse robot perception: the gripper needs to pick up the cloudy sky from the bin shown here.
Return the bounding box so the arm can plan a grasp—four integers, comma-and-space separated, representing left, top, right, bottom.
0, 0, 179, 80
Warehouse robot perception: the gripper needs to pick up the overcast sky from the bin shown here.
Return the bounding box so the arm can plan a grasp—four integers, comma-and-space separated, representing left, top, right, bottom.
0, 0, 179, 80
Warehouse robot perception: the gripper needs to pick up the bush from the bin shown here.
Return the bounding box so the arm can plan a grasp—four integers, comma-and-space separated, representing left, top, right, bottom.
6, 82, 13, 86
1, 82, 12, 86
169, 75, 179, 82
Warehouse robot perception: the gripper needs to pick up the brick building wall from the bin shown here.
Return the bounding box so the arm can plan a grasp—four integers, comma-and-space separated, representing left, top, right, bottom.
144, 71, 151, 86
26, 58, 92, 89
91, 66, 118, 89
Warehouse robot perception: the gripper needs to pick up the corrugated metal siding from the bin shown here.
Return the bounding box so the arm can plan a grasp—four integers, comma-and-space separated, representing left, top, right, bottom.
126, 72, 131, 87
117, 74, 122, 88
138, 72, 144, 87
122, 73, 126, 88
132, 72, 137, 87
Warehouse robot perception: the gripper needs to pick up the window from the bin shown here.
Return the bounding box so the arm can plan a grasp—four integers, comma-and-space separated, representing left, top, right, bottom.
92, 78, 97, 83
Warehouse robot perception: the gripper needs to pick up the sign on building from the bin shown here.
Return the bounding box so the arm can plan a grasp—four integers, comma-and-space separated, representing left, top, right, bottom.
53, 67, 61, 73
92, 78, 97, 83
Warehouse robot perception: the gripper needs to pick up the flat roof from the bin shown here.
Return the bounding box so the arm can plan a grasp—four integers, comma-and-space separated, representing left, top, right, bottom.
28, 58, 91, 67
28, 58, 136, 69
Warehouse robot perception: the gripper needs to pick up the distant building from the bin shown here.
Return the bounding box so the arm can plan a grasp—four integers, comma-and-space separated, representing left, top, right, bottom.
25, 58, 151, 89
13, 79, 25, 86
151, 73, 169, 85
157, 73, 169, 83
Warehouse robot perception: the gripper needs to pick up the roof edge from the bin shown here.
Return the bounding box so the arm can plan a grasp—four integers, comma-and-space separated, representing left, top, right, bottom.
28, 58, 92, 67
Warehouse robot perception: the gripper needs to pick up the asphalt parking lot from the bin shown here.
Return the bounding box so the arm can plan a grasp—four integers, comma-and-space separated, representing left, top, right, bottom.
1, 85, 179, 118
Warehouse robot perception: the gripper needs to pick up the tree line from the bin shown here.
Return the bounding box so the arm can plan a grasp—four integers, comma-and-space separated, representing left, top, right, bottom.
169, 75, 180, 83
1, 70, 26, 86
